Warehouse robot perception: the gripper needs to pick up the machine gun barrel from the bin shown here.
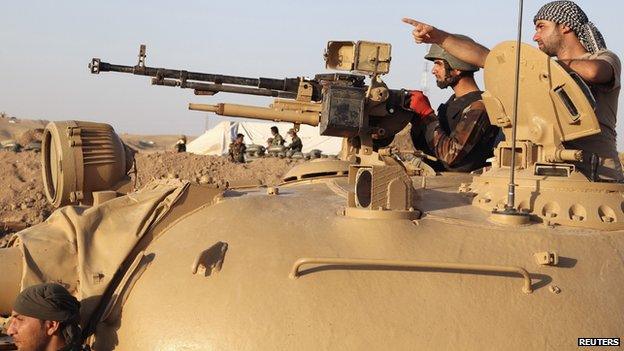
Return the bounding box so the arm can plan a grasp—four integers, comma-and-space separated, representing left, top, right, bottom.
154, 77, 295, 98
89, 58, 311, 99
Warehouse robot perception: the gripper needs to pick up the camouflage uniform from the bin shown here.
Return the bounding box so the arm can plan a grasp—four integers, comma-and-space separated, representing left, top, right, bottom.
287, 136, 303, 152
412, 91, 499, 172
270, 134, 285, 146
228, 142, 246, 163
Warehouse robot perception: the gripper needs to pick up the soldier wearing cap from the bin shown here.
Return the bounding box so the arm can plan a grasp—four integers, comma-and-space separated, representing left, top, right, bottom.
403, 1, 622, 180
407, 37, 500, 172
7, 283, 84, 351
286, 129, 303, 153
228, 133, 246, 163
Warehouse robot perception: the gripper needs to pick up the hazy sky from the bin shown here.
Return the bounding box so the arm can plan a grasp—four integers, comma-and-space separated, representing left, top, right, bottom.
1, 1, 622, 146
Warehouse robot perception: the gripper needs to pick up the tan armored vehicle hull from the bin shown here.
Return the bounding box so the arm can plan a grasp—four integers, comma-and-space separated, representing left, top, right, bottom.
3, 172, 623, 350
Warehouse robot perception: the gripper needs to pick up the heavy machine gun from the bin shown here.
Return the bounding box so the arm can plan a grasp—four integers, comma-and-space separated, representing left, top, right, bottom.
90, 42, 413, 151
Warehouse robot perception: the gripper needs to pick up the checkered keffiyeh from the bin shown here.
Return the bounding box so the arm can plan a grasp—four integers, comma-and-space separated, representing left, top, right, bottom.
534, 1, 606, 53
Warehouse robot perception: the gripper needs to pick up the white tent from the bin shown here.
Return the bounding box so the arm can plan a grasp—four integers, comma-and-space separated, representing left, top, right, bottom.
187, 121, 343, 156
186, 121, 236, 155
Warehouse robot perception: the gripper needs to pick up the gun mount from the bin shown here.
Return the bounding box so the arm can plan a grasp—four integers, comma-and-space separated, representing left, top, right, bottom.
90, 42, 421, 220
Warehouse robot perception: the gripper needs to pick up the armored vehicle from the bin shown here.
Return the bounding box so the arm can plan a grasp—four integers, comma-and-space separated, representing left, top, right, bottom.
0, 36, 623, 350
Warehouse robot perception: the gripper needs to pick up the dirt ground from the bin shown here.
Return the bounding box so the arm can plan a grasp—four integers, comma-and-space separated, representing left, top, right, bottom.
134, 151, 301, 187
0, 151, 51, 237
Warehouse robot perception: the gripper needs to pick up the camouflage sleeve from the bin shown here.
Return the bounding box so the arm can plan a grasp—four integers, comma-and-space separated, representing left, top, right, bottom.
228, 143, 235, 160
290, 138, 302, 151
423, 101, 491, 167
276, 135, 285, 145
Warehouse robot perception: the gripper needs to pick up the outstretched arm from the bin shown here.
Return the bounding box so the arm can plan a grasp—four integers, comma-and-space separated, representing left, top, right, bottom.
402, 18, 490, 68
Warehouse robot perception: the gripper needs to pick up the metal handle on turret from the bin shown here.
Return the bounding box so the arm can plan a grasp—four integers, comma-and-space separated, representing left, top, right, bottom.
289, 257, 533, 294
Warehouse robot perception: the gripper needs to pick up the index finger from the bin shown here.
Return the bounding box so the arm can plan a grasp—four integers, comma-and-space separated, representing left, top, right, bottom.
402, 17, 421, 27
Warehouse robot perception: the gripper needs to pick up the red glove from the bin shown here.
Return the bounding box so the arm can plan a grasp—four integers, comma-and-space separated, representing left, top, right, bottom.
409, 90, 435, 117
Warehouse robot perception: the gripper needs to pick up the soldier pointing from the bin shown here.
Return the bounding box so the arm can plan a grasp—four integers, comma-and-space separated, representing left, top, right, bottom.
407, 37, 500, 172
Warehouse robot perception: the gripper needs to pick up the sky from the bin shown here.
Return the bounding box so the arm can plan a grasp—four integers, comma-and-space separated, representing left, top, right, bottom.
1, 0, 623, 147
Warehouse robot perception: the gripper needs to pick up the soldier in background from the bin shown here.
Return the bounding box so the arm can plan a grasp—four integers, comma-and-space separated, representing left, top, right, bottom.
175, 135, 187, 153
286, 128, 303, 153
228, 133, 246, 163
407, 39, 499, 172
269, 126, 285, 147
7, 283, 85, 351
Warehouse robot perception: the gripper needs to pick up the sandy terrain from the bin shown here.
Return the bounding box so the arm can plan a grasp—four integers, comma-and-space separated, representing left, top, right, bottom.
121, 133, 196, 153
0, 151, 51, 237
0, 114, 48, 141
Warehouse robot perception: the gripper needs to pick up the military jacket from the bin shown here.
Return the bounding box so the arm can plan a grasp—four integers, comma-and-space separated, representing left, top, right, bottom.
421, 91, 499, 172
287, 136, 303, 152
228, 142, 246, 163
271, 134, 285, 146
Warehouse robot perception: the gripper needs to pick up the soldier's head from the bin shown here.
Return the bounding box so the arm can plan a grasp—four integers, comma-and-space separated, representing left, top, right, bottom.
533, 1, 606, 56
270, 126, 279, 136
7, 283, 81, 351
287, 128, 297, 137
425, 36, 479, 89
235, 133, 244, 144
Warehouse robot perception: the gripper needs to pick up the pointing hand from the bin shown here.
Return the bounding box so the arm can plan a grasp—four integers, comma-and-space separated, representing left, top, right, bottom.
402, 18, 440, 44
